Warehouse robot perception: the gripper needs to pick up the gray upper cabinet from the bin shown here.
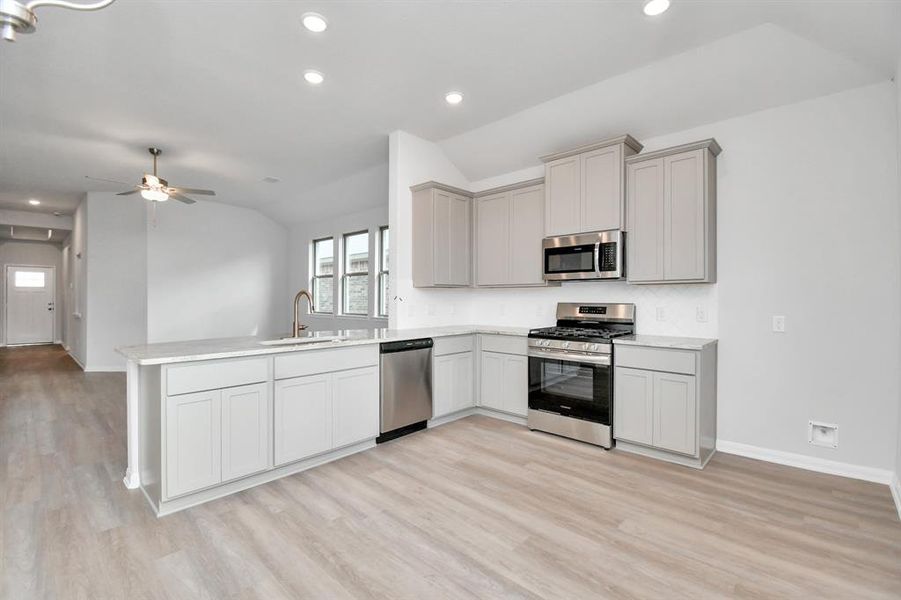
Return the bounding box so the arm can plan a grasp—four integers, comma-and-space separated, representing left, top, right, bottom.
541, 135, 642, 236
626, 139, 721, 284
474, 179, 549, 287
411, 182, 472, 287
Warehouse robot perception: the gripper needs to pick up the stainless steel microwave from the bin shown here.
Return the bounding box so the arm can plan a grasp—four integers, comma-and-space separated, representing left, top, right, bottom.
542, 230, 624, 281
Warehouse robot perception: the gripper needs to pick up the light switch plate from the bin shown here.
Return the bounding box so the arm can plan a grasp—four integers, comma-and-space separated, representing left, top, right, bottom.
772, 315, 786, 333
696, 305, 708, 323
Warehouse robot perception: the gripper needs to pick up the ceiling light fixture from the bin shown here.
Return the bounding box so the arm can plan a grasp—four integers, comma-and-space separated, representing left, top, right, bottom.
28, 199, 40, 205
141, 189, 169, 202
47, 229, 52, 240
301, 12, 327, 33
304, 70, 324, 85
1, 0, 117, 42
643, 0, 670, 16
445, 91, 463, 105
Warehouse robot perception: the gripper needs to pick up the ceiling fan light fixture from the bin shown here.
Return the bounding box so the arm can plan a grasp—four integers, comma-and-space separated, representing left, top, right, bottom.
141, 189, 169, 202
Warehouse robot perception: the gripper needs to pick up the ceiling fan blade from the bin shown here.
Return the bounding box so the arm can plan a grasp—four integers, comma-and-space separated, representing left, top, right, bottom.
169, 187, 215, 196
116, 189, 141, 196
169, 192, 197, 204
85, 175, 131, 186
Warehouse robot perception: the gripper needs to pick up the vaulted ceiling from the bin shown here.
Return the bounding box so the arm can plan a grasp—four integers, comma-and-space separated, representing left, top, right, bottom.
1, 0, 898, 222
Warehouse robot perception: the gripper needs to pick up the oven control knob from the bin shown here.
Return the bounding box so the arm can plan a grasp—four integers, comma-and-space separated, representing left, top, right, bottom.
589, 343, 599, 352
561, 342, 570, 349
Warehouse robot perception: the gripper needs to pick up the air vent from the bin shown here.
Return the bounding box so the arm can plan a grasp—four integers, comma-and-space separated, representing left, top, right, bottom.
808, 421, 838, 449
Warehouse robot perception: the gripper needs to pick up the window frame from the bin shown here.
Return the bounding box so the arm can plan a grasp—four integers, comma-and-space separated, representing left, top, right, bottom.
311, 236, 334, 314
377, 226, 389, 317
341, 230, 370, 316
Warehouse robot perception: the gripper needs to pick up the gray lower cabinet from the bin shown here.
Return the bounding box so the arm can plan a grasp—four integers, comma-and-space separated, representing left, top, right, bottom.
479, 351, 527, 417
474, 180, 548, 287
433, 351, 474, 418
166, 389, 222, 498
613, 342, 716, 469
274, 366, 379, 467
626, 139, 720, 284
411, 182, 472, 287
166, 381, 271, 499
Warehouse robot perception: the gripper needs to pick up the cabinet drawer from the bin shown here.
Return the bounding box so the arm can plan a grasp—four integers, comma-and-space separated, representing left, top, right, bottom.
615, 345, 696, 375
479, 334, 527, 356
167, 357, 269, 396
433, 335, 474, 356
274, 345, 378, 380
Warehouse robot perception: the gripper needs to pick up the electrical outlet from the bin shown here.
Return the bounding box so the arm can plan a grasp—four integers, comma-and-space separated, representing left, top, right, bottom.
808, 420, 838, 448
656, 307, 667, 322
772, 315, 786, 333
696, 305, 708, 323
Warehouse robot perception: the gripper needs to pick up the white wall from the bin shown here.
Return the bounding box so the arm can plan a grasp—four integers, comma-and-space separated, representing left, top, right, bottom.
84, 193, 147, 370
288, 204, 389, 332
390, 81, 901, 474
0, 240, 63, 345
146, 199, 288, 343
66, 198, 88, 366
895, 57, 901, 494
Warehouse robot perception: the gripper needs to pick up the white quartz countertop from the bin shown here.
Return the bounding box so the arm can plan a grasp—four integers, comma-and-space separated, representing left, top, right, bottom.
117, 325, 531, 366
613, 335, 717, 351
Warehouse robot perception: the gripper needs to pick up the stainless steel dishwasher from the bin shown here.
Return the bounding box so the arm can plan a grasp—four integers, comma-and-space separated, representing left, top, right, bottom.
377, 338, 433, 442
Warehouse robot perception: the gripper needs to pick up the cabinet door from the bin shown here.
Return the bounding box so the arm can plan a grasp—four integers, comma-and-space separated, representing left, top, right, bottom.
432, 190, 452, 285
545, 155, 581, 236
452, 352, 475, 412
433, 354, 456, 418
221, 383, 271, 482
582, 145, 622, 232
274, 374, 332, 466
613, 367, 653, 445
664, 150, 706, 281
449, 193, 471, 286
502, 354, 528, 417
332, 366, 380, 448
509, 185, 546, 285
627, 158, 665, 282
479, 352, 505, 411
166, 390, 222, 498
652, 372, 697, 456
475, 192, 510, 285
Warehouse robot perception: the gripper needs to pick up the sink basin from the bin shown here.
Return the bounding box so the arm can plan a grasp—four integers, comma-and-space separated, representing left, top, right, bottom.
260, 335, 346, 346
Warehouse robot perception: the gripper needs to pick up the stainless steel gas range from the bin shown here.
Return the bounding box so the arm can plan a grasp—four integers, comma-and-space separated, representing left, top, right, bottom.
527, 302, 635, 448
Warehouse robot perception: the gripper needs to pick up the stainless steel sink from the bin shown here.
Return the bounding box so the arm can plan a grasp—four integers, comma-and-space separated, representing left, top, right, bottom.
259, 335, 346, 346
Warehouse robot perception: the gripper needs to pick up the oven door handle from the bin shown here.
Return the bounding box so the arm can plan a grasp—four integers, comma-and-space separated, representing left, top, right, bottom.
528, 348, 611, 366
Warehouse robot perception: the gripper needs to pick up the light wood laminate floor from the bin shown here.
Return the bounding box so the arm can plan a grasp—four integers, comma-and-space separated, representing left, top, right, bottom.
2, 345, 900, 599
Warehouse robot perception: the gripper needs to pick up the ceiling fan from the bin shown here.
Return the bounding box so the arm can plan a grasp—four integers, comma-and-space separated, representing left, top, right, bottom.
86, 147, 216, 204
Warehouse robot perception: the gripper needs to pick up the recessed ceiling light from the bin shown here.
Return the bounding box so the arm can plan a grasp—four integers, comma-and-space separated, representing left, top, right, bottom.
643, 0, 670, 16
28, 199, 40, 205
304, 70, 324, 85
445, 91, 464, 105
302, 12, 328, 33
262, 176, 280, 184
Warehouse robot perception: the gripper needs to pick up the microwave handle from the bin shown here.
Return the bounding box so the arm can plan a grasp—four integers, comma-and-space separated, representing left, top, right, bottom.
594, 242, 602, 276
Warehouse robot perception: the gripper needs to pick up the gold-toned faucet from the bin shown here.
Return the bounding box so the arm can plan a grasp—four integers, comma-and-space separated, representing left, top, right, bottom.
293, 290, 314, 337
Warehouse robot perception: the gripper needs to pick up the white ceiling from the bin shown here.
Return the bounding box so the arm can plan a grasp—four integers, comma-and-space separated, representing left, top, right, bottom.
1, 0, 898, 222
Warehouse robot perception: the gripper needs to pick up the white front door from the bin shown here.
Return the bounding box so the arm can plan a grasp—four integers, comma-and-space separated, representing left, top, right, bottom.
5, 266, 55, 345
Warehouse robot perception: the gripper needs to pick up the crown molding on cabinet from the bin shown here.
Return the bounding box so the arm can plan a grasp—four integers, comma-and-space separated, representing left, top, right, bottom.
409, 181, 474, 197
539, 134, 643, 163
625, 138, 723, 164
473, 177, 545, 198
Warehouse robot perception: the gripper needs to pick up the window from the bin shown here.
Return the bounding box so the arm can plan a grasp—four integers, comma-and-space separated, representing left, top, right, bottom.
377, 226, 389, 317
342, 231, 369, 315
312, 237, 334, 313
15, 271, 46, 288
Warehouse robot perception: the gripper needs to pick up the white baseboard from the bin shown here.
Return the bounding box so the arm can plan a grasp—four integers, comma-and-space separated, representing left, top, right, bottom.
716, 440, 893, 485
67, 350, 85, 371
891, 473, 901, 521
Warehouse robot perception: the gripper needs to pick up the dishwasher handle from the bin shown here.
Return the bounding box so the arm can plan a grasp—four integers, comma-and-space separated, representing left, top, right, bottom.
380, 338, 434, 354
